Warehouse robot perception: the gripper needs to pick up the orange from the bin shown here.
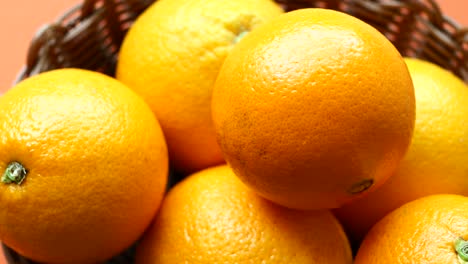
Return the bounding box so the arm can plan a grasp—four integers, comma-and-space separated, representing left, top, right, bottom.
354, 194, 468, 263
0, 69, 168, 264
135, 165, 352, 264
334, 58, 468, 243
116, 0, 284, 174
211, 8, 415, 210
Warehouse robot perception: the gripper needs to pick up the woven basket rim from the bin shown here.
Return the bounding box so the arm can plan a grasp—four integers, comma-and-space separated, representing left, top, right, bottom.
3, 0, 468, 263
14, 0, 468, 84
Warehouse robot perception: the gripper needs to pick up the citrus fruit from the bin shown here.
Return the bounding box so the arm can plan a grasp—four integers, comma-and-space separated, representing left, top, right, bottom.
211, 8, 415, 210
0, 69, 168, 264
334, 58, 468, 243
116, 0, 284, 174
135, 165, 352, 264
354, 194, 468, 264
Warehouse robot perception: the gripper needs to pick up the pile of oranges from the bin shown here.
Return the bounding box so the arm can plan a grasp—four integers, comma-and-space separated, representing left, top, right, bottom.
0, 0, 467, 263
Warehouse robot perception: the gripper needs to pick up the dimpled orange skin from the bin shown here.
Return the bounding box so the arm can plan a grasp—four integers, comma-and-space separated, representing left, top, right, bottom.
135, 165, 352, 264
0, 69, 168, 264
334, 58, 468, 244
116, 0, 284, 174
211, 8, 415, 210
354, 194, 468, 263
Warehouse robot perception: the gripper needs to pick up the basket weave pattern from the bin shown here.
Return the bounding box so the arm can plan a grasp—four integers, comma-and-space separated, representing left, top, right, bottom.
18, 0, 468, 83
5, 0, 468, 263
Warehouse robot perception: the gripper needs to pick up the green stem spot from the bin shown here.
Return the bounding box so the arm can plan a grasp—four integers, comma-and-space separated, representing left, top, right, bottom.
455, 237, 468, 263
1, 161, 27, 185
233, 31, 249, 44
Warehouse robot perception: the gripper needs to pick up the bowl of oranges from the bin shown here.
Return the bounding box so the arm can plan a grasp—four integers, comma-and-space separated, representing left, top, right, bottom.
0, 0, 467, 263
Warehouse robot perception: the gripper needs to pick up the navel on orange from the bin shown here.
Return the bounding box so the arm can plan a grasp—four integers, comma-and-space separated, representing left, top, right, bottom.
0, 69, 168, 264
116, 0, 284, 174
211, 8, 415, 210
135, 165, 352, 264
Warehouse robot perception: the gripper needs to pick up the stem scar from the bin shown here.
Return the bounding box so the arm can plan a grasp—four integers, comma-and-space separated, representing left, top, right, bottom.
2, 161, 28, 185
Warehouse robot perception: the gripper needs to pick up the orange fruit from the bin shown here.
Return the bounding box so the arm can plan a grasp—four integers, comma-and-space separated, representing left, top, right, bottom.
334, 58, 468, 243
116, 0, 284, 174
0, 69, 168, 264
135, 165, 352, 264
354, 194, 468, 264
211, 8, 415, 210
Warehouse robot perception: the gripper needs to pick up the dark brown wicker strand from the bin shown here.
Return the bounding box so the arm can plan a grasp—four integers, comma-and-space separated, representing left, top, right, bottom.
15, 0, 468, 83
3, 0, 468, 263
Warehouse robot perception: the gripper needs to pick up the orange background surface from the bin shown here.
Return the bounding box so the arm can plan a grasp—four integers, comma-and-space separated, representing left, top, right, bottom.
0, 0, 467, 93
0, 0, 466, 262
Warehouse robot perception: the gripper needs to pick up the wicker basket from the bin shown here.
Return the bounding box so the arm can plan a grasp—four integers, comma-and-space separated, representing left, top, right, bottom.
4, 0, 468, 263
